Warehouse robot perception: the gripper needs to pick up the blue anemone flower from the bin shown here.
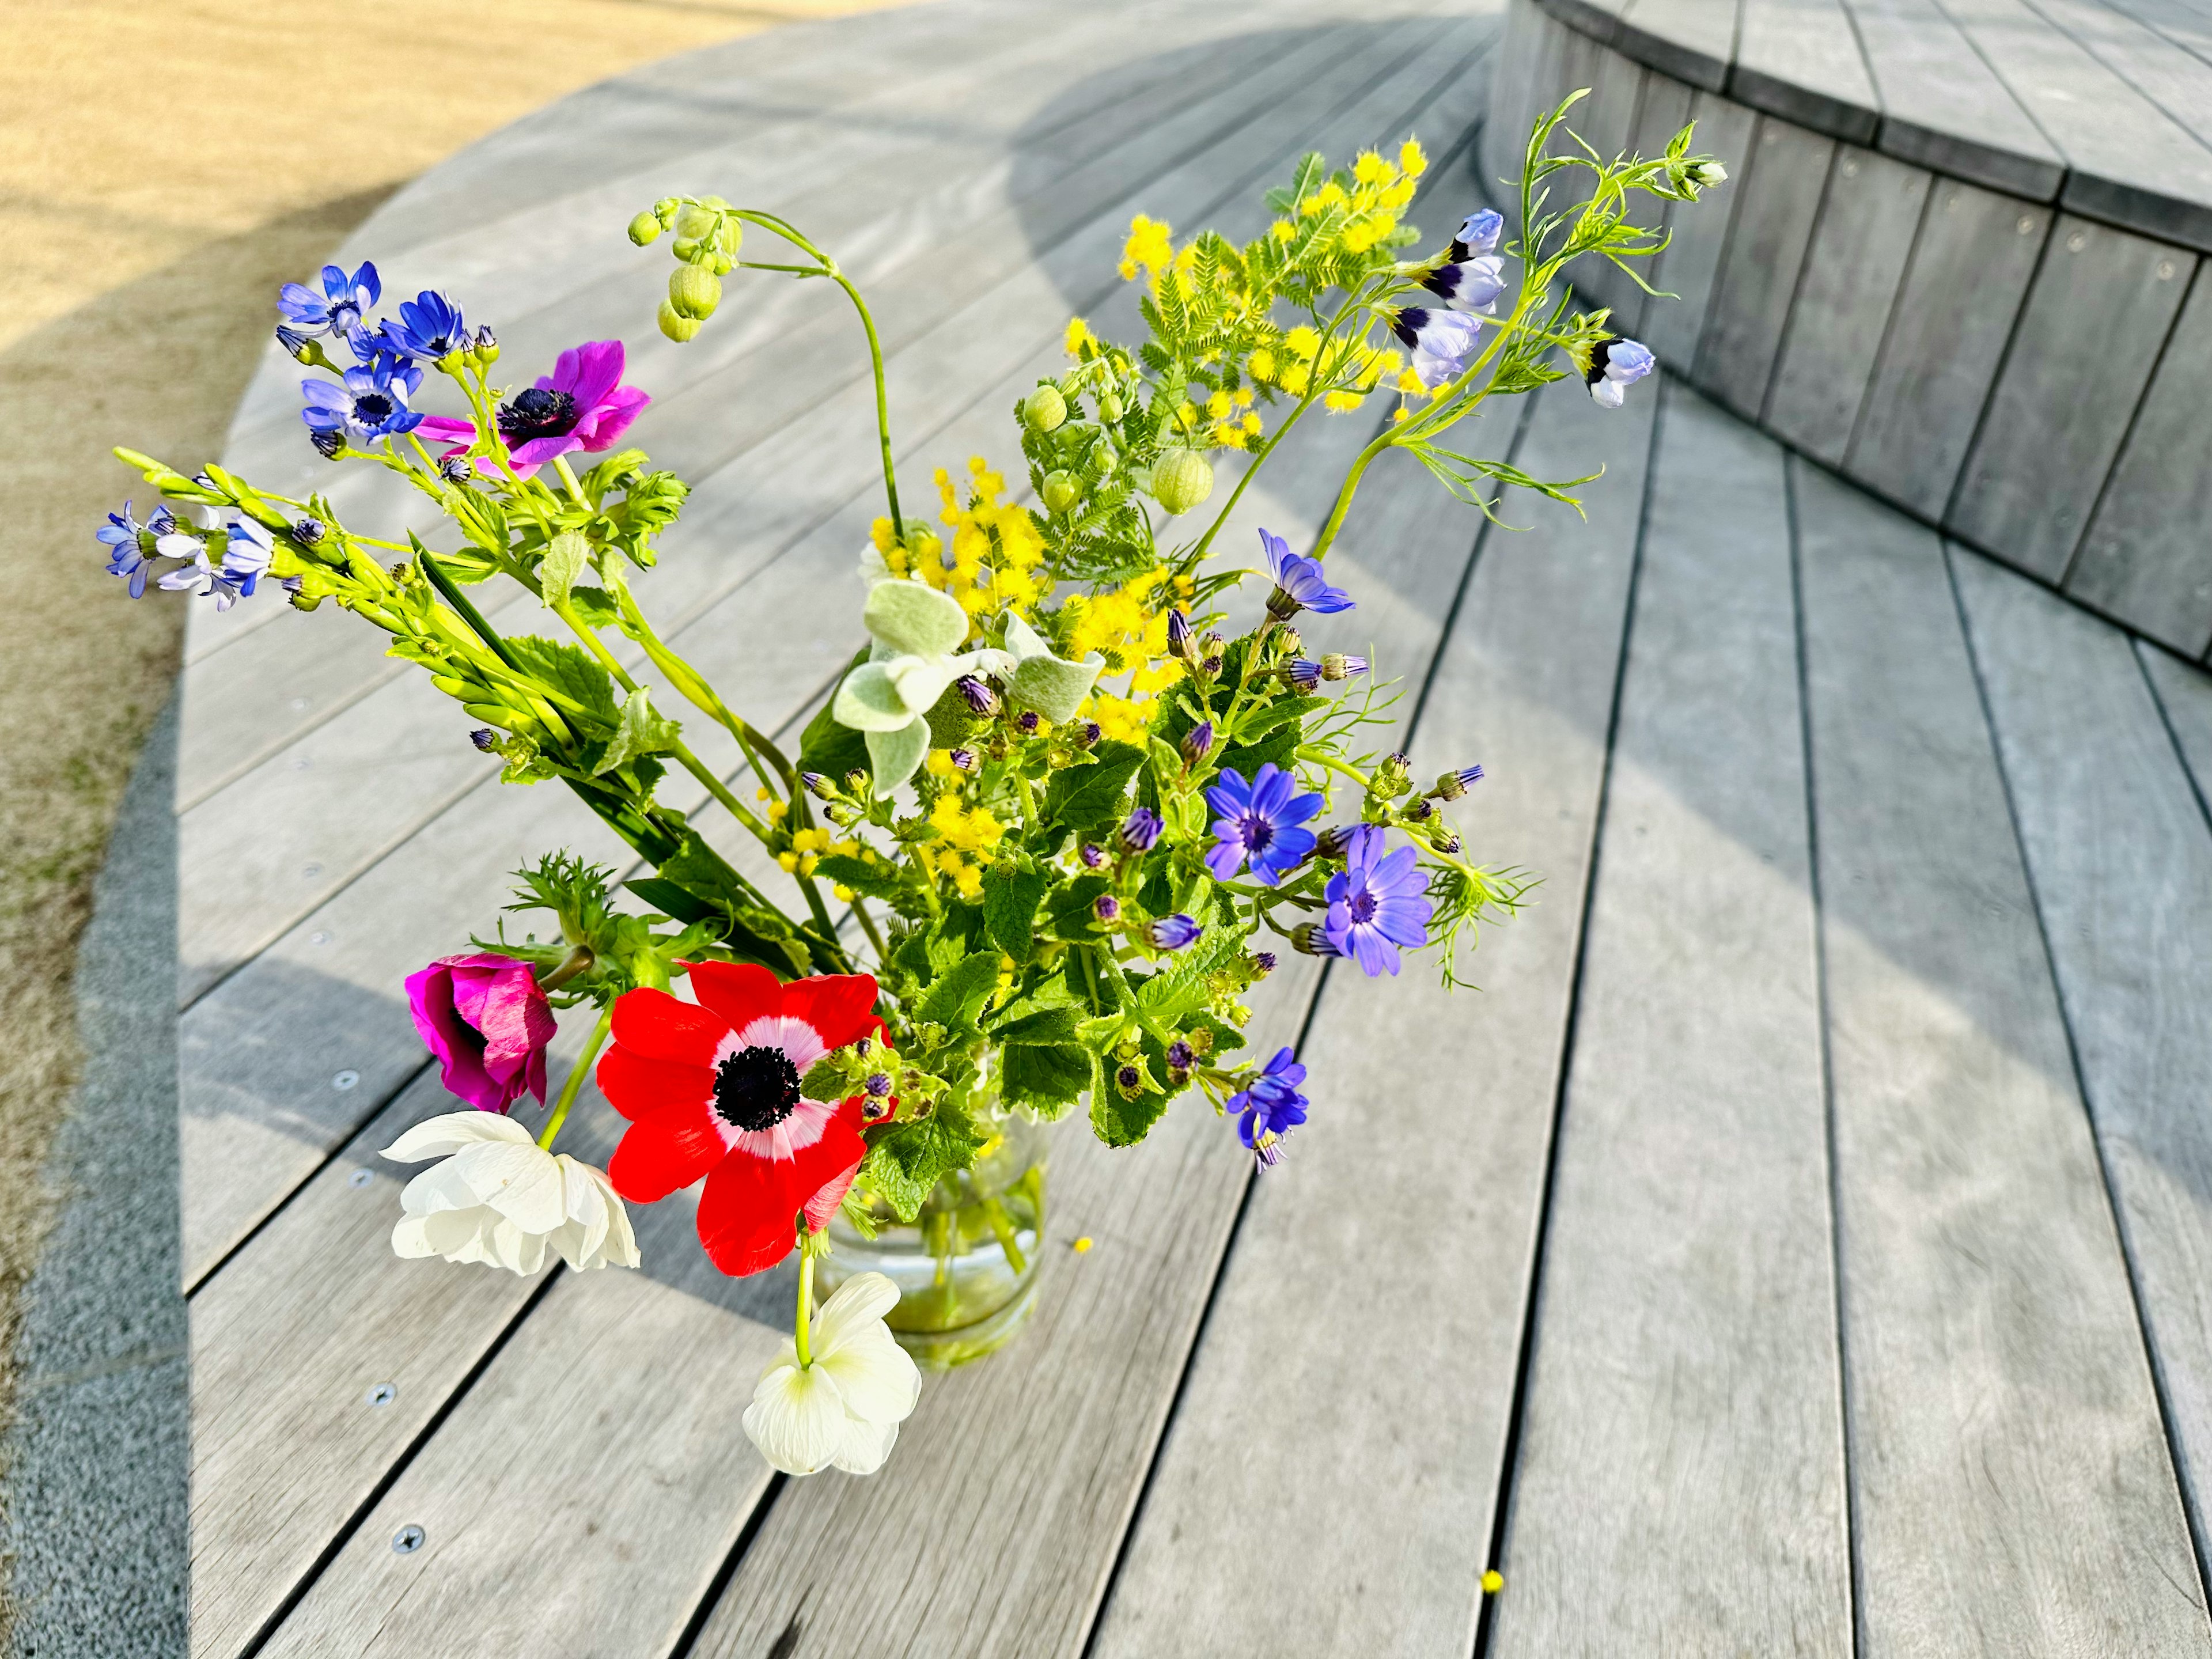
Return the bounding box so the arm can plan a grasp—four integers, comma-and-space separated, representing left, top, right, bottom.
1259, 528, 1354, 619
1586, 336, 1655, 409
1203, 762, 1323, 886
300, 354, 425, 442
1322, 825, 1433, 977
1452, 209, 1503, 263
1391, 306, 1484, 389
384, 289, 469, 361
278, 262, 381, 338
1228, 1047, 1309, 1166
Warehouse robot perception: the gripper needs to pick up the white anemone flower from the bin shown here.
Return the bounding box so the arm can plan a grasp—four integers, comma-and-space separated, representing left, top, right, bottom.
382, 1111, 639, 1275
743, 1271, 921, 1475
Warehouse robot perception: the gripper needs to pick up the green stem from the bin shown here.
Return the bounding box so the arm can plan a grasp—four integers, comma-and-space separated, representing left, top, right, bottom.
983, 1197, 1028, 1275
537, 1002, 615, 1151
849, 899, 889, 966
794, 1247, 816, 1368
551, 454, 592, 509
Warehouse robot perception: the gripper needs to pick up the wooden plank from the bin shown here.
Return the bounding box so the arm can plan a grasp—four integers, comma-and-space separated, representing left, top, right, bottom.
1944, 0, 2212, 251
1638, 88, 1758, 363
2141, 645, 2212, 778
1946, 215, 2191, 581
1486, 385, 1849, 1658
1567, 46, 1652, 316
1696, 115, 1834, 418
1618, 69, 1696, 338
1845, 0, 2064, 198
1794, 461, 2212, 1656
217, 26, 1502, 1657
175, 12, 1483, 1290
2029, 0, 2212, 153
683, 52, 1514, 1659
2065, 270, 2212, 656
1950, 544, 2212, 1593
1090, 385, 1655, 1657
1844, 177, 2047, 517
1764, 143, 1929, 463
1733, 0, 1880, 141
1484, 0, 1559, 199
1612, 0, 1739, 90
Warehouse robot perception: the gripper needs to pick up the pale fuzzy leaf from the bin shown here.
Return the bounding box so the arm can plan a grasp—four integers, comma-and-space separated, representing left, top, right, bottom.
863, 577, 967, 658
832, 662, 915, 732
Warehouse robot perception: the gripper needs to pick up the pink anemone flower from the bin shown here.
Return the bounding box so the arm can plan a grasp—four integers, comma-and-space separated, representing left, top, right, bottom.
416, 339, 649, 479
405, 952, 556, 1113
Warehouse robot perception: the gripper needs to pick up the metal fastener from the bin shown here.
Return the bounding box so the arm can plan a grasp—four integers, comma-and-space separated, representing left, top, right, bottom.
1842, 158, 1859, 177
366, 1382, 396, 1407
290, 696, 309, 711
2158, 259, 2177, 280
311, 930, 332, 945
334, 1070, 360, 1091
2067, 230, 2088, 253
302, 862, 323, 879
392, 1525, 425, 1555
349, 1169, 374, 1189
2017, 215, 2035, 234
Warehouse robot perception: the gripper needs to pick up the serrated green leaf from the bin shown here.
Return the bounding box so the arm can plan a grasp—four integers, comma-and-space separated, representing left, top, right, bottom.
1002, 1041, 1089, 1116
982, 859, 1049, 962
862, 1107, 986, 1222
917, 949, 1000, 1028
592, 687, 681, 778
1041, 741, 1145, 836
1046, 873, 1113, 941
505, 635, 619, 726
990, 1005, 1084, 1046
813, 852, 903, 903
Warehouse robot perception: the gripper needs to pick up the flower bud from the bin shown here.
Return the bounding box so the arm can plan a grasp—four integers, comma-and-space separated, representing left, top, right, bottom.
1150, 448, 1214, 515
1094, 893, 1123, 923
1321, 654, 1366, 682
1433, 764, 1483, 801
440, 454, 472, 484
309, 429, 344, 460
658, 301, 702, 343
900, 518, 943, 563
949, 746, 979, 774
1119, 807, 1162, 853
1405, 797, 1435, 822
471, 324, 499, 364
1080, 842, 1106, 869
1166, 608, 1192, 658
1281, 658, 1322, 693
844, 769, 870, 796
1431, 827, 1463, 855
628, 211, 662, 247
1016, 710, 1041, 736
864, 1071, 893, 1097
1684, 159, 1728, 189
1200, 653, 1224, 678
275, 325, 334, 369
1078, 721, 1101, 748
1251, 951, 1278, 976
1373, 752, 1411, 796
1290, 922, 1343, 959
469, 727, 498, 752
675, 204, 717, 241
1041, 469, 1081, 514
292, 516, 328, 546
801, 771, 837, 800
1165, 1039, 1195, 1072
1022, 385, 1067, 433
955, 675, 999, 716
1115, 1063, 1145, 1098
1316, 824, 1357, 859
1180, 721, 1214, 766
1147, 914, 1202, 951
1097, 390, 1124, 422
669, 264, 721, 320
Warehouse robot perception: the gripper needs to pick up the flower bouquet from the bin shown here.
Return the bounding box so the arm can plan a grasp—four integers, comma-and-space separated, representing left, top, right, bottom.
102, 97, 1719, 1476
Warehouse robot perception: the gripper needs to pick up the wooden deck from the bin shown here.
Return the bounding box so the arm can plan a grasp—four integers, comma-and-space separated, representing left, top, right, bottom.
179, 0, 2212, 1653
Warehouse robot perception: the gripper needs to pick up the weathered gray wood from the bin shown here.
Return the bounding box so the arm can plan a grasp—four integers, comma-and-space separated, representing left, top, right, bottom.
1487, 385, 1849, 1658
2029, 0, 2212, 153
1697, 115, 1834, 417
1946, 215, 2191, 580
1764, 144, 1928, 461
1565, 38, 1651, 314
1944, 0, 2212, 249
1846, 0, 2064, 198
1091, 384, 1654, 1658
1619, 69, 1696, 337
2065, 271, 2212, 656
1639, 89, 1758, 363
2141, 645, 2212, 780
1485, 0, 1557, 198
1844, 177, 2047, 517
1794, 461, 2212, 1657
1950, 544, 2212, 1592
1614, 0, 1738, 89
1733, 0, 1879, 141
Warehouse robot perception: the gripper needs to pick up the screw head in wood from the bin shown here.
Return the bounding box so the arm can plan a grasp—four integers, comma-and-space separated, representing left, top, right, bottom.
311, 930, 331, 945
349, 1168, 374, 1188
334, 1070, 359, 1090
2017, 215, 2035, 234
392, 1525, 425, 1554
302, 862, 323, 879
2067, 230, 2088, 253
1842, 158, 1859, 177
366, 1382, 396, 1407
2158, 260, 2177, 280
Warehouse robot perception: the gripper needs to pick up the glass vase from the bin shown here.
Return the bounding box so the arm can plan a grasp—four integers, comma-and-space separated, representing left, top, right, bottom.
820, 1110, 1050, 1371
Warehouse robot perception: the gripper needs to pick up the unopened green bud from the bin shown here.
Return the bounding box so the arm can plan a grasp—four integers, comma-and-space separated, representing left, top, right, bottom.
1022, 385, 1067, 433
628, 211, 662, 247
1097, 390, 1124, 422
652, 197, 679, 226
901, 520, 942, 563
675, 204, 717, 241
1150, 449, 1214, 515
1041, 470, 1082, 514
668, 264, 722, 320
709, 251, 734, 275
658, 301, 703, 343
672, 237, 702, 262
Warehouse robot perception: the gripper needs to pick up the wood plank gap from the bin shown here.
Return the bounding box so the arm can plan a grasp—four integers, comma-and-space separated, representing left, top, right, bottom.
665, 1474, 790, 1659
1779, 452, 1866, 1659
1466, 371, 1668, 1659
230, 1265, 567, 1659
2135, 640, 2212, 843
1936, 201, 2058, 529
1836, 174, 1939, 465
2051, 257, 2203, 592
1939, 538, 2212, 1614
1756, 141, 1847, 425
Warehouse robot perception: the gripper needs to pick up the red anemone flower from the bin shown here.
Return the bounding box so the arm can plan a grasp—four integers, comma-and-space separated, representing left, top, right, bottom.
598, 964, 884, 1277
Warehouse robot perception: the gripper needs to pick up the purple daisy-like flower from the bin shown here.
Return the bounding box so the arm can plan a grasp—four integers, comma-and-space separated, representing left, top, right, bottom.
96, 501, 161, 598
383, 289, 470, 361
1586, 336, 1655, 409
1203, 763, 1323, 886
1323, 825, 1433, 977
278, 261, 380, 339
1227, 1047, 1310, 1166
1422, 255, 1505, 315
1146, 914, 1202, 951
1391, 307, 1484, 390
1119, 806, 1163, 853
1451, 209, 1503, 263
415, 340, 649, 479
300, 353, 425, 442
1258, 528, 1354, 619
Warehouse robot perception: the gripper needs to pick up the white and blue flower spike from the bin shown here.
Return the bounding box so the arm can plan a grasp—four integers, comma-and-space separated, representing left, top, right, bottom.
1585, 336, 1656, 408
1391, 307, 1484, 389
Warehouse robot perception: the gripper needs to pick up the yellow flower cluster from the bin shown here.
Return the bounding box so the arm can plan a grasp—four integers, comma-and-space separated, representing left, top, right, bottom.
870, 457, 1050, 634
927, 844, 987, 899
928, 792, 1004, 857
1118, 214, 1175, 283
1249, 324, 1402, 414
1290, 140, 1425, 254
777, 824, 859, 878
1067, 567, 1192, 743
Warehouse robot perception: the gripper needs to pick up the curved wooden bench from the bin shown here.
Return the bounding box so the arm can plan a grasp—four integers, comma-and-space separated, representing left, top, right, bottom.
1483, 0, 2212, 660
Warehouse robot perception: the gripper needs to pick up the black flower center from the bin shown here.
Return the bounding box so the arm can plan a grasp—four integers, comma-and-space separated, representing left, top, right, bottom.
354, 392, 394, 424
714, 1044, 802, 1132
498, 387, 579, 442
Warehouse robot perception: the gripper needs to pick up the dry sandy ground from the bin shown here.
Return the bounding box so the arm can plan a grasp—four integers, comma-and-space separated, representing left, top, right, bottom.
0, 0, 900, 1631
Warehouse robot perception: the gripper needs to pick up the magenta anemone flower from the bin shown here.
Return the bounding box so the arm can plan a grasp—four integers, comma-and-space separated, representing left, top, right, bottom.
416, 339, 650, 479
406, 952, 556, 1113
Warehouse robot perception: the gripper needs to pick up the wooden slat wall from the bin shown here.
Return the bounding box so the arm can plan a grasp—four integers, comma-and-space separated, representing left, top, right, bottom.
1845, 0, 2063, 197
1952, 547, 2212, 1593
1795, 464, 2212, 1654
1486, 385, 1851, 1657
1696, 115, 1834, 415
1636, 90, 1756, 362
1733, 0, 1878, 138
